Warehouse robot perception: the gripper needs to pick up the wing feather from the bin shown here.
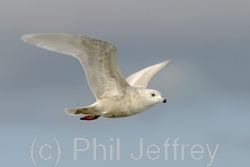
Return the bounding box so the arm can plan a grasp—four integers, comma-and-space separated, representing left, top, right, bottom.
126, 60, 171, 88
22, 33, 130, 99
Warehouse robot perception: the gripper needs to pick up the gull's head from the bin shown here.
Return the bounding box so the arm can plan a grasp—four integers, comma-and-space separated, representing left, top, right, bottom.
146, 89, 167, 104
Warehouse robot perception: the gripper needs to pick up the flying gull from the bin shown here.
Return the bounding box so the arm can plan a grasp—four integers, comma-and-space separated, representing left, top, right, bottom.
22, 34, 171, 120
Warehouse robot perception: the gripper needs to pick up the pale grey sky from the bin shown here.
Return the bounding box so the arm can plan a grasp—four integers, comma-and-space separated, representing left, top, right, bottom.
1, 1, 250, 166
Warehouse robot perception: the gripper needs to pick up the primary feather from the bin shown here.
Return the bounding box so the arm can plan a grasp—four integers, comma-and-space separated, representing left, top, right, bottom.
22, 34, 130, 100
126, 60, 171, 88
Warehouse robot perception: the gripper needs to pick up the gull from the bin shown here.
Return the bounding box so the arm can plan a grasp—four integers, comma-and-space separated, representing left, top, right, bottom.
22, 34, 171, 120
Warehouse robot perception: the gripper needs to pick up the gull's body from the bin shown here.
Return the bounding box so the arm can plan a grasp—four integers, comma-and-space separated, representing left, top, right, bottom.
22, 34, 171, 120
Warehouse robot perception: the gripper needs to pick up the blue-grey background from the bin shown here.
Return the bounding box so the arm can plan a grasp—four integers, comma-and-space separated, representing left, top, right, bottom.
1, 0, 249, 166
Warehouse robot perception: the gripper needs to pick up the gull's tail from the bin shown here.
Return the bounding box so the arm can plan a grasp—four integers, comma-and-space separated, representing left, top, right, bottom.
65, 104, 97, 116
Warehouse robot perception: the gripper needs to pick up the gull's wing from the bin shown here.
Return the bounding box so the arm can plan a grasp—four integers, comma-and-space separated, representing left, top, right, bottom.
22, 34, 130, 100
126, 60, 171, 88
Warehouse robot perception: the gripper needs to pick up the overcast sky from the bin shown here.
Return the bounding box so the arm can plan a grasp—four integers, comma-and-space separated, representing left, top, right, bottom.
1, 1, 250, 167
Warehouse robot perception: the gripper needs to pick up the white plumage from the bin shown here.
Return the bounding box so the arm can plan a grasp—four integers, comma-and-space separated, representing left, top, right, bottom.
22, 33, 171, 120
126, 60, 171, 88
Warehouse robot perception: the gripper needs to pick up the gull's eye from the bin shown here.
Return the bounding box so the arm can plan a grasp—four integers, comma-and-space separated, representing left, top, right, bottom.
151, 93, 155, 97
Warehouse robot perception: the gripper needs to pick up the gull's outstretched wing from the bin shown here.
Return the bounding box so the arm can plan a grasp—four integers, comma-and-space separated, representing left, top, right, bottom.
126, 60, 171, 88
22, 34, 130, 100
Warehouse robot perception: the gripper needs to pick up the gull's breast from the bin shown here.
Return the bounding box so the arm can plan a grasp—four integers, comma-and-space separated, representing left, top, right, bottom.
97, 91, 149, 118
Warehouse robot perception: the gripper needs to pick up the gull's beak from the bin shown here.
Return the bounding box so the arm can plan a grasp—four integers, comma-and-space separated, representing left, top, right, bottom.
163, 99, 167, 103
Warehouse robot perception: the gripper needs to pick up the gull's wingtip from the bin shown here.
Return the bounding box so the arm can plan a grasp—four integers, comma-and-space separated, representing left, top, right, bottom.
161, 60, 172, 67
21, 34, 37, 43
21, 33, 47, 41
21, 34, 29, 41
165, 60, 172, 64
21, 33, 54, 45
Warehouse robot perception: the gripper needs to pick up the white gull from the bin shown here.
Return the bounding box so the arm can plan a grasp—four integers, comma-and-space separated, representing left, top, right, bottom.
22, 34, 171, 120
